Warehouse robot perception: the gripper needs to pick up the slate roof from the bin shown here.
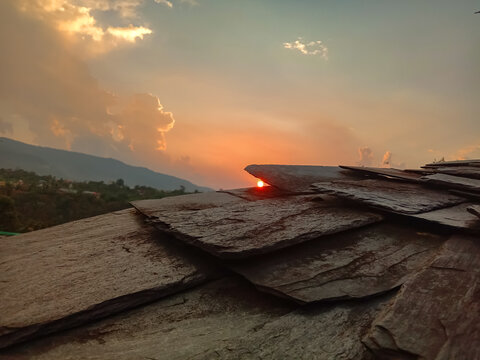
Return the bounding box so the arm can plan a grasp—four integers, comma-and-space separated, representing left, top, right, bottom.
1, 160, 479, 359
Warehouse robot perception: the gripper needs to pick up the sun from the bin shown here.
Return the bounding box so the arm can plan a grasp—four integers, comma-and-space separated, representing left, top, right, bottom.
257, 180, 264, 188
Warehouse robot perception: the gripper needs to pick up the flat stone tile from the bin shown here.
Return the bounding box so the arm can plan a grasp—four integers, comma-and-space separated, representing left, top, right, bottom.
0, 209, 215, 349
412, 203, 480, 233
141, 195, 383, 259
339, 165, 422, 182
364, 235, 480, 360
244, 164, 353, 192
232, 223, 446, 302
421, 173, 480, 193
312, 179, 465, 214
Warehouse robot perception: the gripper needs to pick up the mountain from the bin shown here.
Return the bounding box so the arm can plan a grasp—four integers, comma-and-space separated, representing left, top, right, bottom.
0, 137, 212, 192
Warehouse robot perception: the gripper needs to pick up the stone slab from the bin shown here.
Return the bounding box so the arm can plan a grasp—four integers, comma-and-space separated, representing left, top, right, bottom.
467, 204, 480, 219
219, 186, 292, 201
412, 203, 480, 232
340, 165, 422, 182
423, 159, 480, 168
140, 194, 383, 259
430, 166, 480, 180
421, 173, 480, 193
0, 209, 214, 349
232, 223, 445, 303
364, 235, 480, 360
0, 277, 393, 360
312, 179, 465, 214
244, 164, 353, 192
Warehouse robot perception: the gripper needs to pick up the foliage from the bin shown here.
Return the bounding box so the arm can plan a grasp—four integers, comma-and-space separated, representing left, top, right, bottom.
0, 168, 193, 233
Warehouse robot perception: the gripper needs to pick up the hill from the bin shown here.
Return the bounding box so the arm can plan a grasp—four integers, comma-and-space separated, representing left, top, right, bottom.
0, 137, 211, 192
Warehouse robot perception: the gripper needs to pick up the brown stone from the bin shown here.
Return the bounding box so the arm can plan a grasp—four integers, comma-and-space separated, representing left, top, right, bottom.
138, 194, 383, 259
421, 173, 480, 193
340, 165, 422, 182
412, 203, 480, 233
0, 209, 215, 349
467, 204, 480, 219
244, 164, 353, 192
232, 223, 445, 303
364, 235, 480, 360
311, 179, 465, 214
429, 166, 480, 180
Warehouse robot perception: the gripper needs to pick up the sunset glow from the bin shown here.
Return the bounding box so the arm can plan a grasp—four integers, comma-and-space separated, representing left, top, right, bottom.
0, 0, 478, 190
257, 180, 264, 188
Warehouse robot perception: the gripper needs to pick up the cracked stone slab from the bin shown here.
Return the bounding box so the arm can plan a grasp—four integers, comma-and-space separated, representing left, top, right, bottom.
232, 223, 446, 303
364, 235, 480, 360
219, 186, 292, 201
421, 173, 480, 193
428, 166, 480, 180
131, 191, 245, 218
0, 208, 215, 349
467, 205, 480, 219
340, 165, 422, 182
0, 277, 295, 360
0, 277, 394, 360
411, 203, 480, 233
311, 179, 465, 214
244, 164, 354, 192
423, 159, 480, 168
140, 194, 383, 259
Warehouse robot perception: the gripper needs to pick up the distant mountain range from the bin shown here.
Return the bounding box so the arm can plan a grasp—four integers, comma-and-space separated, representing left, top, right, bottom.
0, 137, 212, 192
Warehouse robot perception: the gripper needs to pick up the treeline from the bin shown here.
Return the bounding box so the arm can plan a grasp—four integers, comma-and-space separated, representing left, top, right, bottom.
0, 169, 194, 233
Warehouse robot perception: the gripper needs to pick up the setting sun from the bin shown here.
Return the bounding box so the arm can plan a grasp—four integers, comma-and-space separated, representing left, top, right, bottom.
257, 180, 264, 188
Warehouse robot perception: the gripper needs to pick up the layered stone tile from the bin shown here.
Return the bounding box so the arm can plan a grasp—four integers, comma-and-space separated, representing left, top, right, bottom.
364, 235, 480, 360
312, 179, 465, 214
339, 165, 423, 182
412, 203, 480, 233
0, 208, 215, 349
232, 223, 446, 303
421, 173, 480, 193
134, 194, 383, 259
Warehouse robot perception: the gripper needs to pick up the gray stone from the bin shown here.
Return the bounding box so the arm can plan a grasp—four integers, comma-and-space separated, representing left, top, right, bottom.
0, 277, 393, 360
430, 166, 480, 180
467, 204, 480, 219
412, 203, 480, 232
0, 209, 214, 349
312, 179, 465, 214
364, 235, 480, 360
131, 191, 244, 218
140, 194, 383, 259
232, 223, 445, 303
219, 186, 292, 201
244, 164, 353, 192
423, 159, 480, 168
421, 173, 480, 193
340, 165, 422, 182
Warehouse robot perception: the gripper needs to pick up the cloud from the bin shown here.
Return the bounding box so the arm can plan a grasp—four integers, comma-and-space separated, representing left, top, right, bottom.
16, 0, 153, 55
283, 38, 328, 59
358, 147, 374, 166
454, 143, 480, 160
382, 151, 392, 167
0, 1, 174, 158
154, 0, 173, 8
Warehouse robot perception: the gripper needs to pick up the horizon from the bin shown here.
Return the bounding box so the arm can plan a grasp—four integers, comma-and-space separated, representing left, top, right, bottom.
0, 0, 479, 189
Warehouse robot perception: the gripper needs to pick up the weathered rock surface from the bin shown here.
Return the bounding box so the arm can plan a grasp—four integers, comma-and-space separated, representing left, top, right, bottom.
139, 195, 383, 258
421, 173, 480, 193
219, 186, 292, 201
131, 191, 244, 218
244, 164, 353, 192
423, 159, 480, 168
1, 277, 393, 360
412, 203, 480, 232
232, 223, 446, 303
197, 292, 394, 360
429, 166, 480, 180
364, 235, 480, 360
0, 209, 214, 349
312, 179, 465, 214
340, 166, 422, 182
467, 204, 480, 219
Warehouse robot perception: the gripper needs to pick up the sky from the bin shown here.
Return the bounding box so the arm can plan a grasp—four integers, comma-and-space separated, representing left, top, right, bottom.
0, 0, 479, 189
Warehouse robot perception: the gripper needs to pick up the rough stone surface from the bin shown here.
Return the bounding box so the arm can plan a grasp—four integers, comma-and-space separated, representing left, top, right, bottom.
467, 204, 480, 219
364, 235, 480, 360
0, 209, 214, 349
131, 191, 244, 218
140, 195, 383, 258
430, 166, 480, 179
219, 186, 292, 201
244, 164, 354, 192
232, 223, 446, 303
412, 203, 480, 232
312, 179, 465, 214
421, 173, 480, 192
340, 166, 422, 182
423, 159, 480, 168
1, 277, 393, 360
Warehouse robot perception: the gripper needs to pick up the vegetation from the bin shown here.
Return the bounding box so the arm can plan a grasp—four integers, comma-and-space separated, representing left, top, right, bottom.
0, 168, 194, 233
